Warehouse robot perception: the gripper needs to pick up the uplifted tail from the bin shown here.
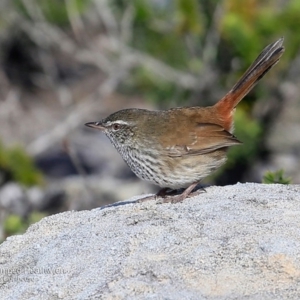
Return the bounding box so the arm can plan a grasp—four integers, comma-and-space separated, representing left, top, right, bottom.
214, 38, 285, 116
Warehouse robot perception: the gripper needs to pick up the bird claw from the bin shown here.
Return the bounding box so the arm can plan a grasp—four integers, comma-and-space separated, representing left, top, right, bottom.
137, 184, 206, 204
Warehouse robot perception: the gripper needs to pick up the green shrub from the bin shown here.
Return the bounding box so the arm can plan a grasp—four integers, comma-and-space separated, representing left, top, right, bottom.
3, 212, 47, 239
13, 0, 91, 26
262, 169, 291, 184
0, 142, 43, 187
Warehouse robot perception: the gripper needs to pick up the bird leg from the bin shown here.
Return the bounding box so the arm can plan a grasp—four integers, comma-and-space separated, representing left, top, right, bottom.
161, 182, 200, 203
138, 183, 205, 204
157, 188, 179, 197
137, 187, 173, 203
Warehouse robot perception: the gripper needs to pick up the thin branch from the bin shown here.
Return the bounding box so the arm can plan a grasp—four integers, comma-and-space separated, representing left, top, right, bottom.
20, 10, 201, 89
21, 0, 45, 22
65, 0, 85, 39
120, 4, 135, 46
98, 36, 202, 89
202, 3, 223, 65
94, 0, 119, 39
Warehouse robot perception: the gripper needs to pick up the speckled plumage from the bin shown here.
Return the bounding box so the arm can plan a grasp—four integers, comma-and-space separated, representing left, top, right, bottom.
97, 107, 240, 189
86, 38, 284, 201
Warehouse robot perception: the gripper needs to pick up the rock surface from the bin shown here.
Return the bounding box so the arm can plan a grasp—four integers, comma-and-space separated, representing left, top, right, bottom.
0, 183, 300, 299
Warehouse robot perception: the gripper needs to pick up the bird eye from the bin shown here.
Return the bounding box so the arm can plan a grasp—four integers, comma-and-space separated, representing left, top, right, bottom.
112, 123, 121, 131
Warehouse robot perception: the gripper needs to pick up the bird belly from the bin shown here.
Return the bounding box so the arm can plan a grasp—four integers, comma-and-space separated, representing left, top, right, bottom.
154, 150, 227, 189
121, 147, 227, 189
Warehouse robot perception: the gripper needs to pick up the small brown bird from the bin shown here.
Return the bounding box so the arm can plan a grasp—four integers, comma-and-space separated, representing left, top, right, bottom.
86, 38, 284, 203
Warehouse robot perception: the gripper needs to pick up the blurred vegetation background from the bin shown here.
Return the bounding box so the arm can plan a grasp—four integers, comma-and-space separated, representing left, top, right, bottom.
0, 0, 299, 239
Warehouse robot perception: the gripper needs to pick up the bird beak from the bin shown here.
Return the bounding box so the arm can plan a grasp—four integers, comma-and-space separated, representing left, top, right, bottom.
85, 121, 105, 130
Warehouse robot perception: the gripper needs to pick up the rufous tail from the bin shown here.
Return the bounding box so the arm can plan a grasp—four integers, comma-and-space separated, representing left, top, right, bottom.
214, 38, 285, 118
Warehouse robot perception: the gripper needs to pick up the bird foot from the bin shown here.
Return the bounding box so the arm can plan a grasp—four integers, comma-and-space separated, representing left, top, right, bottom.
137, 187, 177, 203
137, 183, 206, 204
159, 187, 206, 203
159, 193, 187, 204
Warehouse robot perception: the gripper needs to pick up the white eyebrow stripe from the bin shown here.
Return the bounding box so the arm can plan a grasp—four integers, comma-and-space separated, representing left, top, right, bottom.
106, 120, 129, 126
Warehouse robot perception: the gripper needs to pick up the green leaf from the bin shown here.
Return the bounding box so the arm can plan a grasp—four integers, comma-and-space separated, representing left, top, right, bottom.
262, 169, 291, 184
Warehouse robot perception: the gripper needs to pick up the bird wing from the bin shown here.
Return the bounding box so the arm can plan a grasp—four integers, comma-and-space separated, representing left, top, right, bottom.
166, 123, 241, 157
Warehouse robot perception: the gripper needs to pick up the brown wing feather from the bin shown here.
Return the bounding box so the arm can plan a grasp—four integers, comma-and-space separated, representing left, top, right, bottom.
166, 123, 241, 157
